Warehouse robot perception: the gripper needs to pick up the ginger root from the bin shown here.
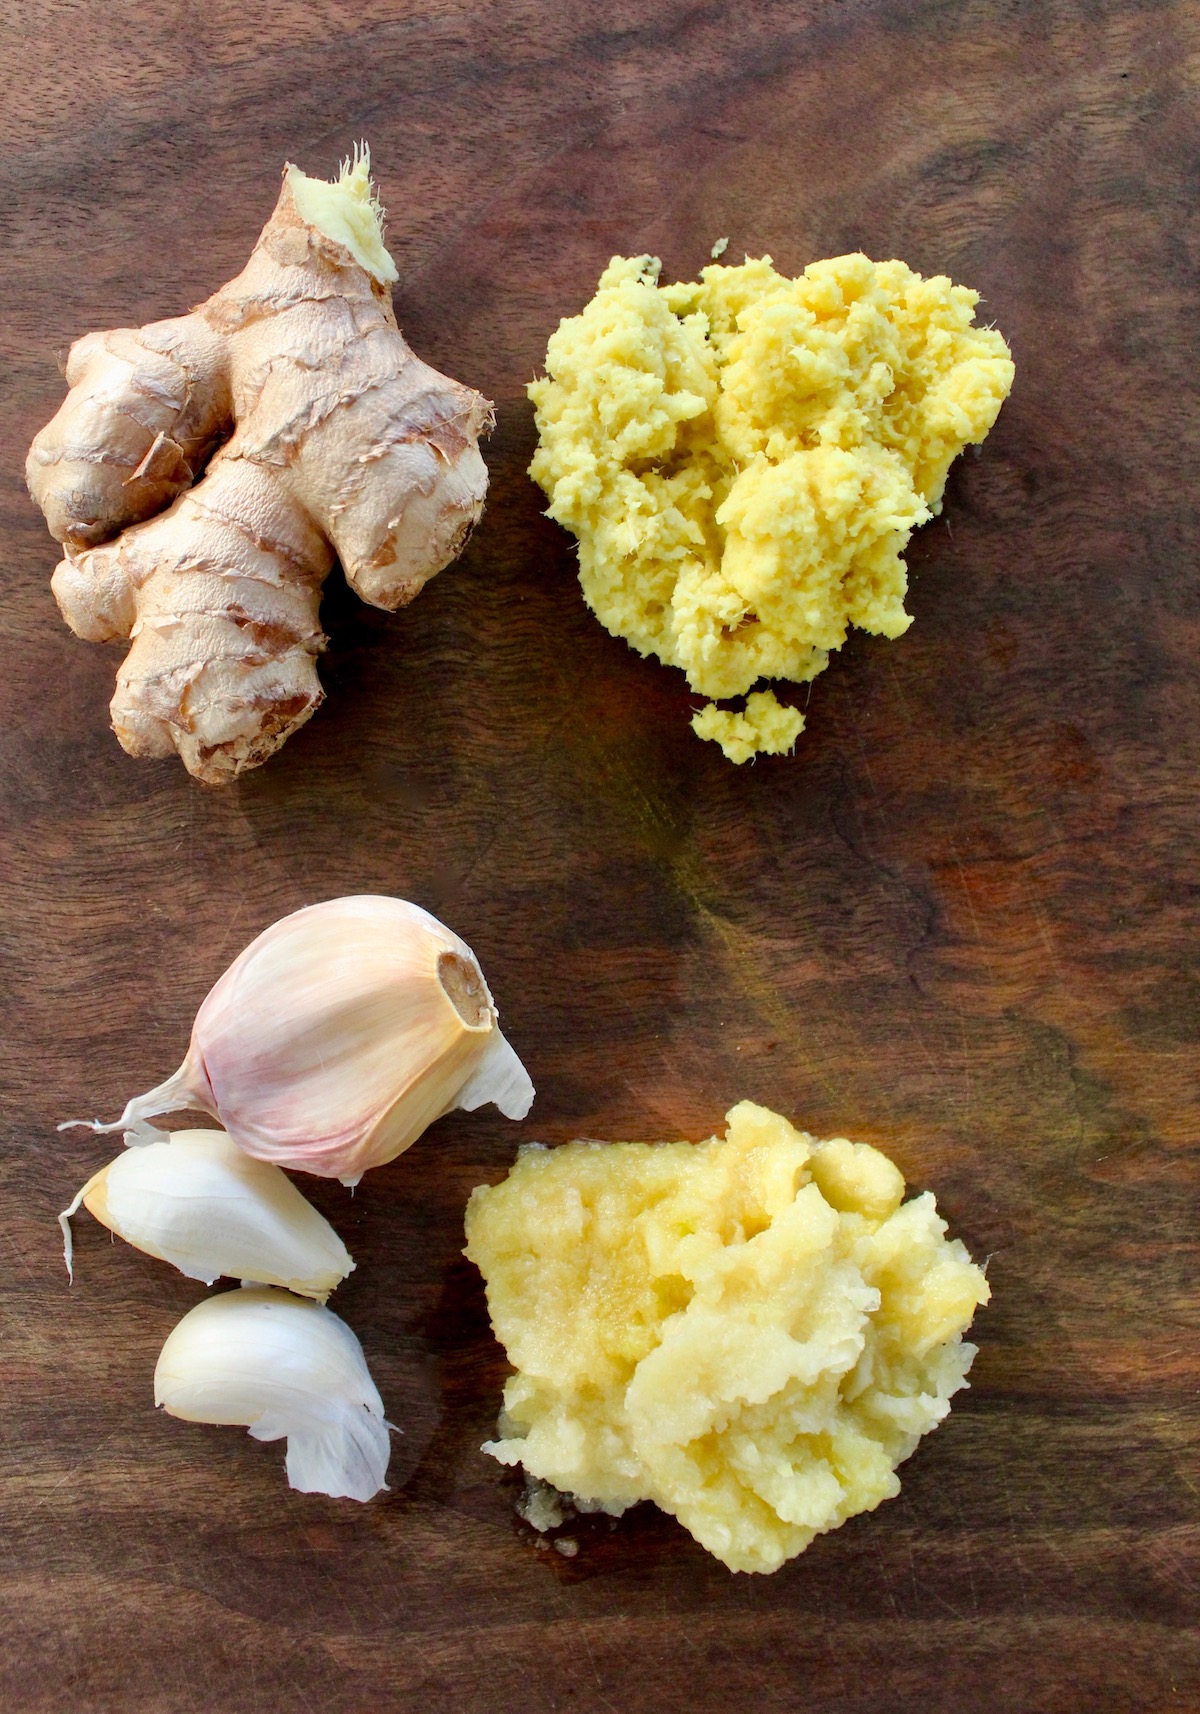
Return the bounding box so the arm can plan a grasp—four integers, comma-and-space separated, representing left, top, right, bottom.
27, 148, 492, 783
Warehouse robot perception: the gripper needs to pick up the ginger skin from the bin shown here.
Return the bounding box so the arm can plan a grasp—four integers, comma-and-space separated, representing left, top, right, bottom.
26, 150, 492, 784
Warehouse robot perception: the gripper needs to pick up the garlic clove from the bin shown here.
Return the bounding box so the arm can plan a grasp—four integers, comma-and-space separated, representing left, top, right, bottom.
154, 1286, 390, 1501
61, 896, 534, 1183
58, 1129, 353, 1298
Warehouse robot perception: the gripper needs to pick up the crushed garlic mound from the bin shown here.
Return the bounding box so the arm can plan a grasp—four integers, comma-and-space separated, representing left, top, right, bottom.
529, 253, 1014, 759
465, 1101, 989, 1574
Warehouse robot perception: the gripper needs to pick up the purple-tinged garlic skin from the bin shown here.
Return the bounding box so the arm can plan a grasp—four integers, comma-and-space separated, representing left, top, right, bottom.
61, 896, 534, 1184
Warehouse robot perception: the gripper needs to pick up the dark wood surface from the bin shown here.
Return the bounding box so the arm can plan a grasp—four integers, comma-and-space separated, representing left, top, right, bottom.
2, 2, 1197, 1709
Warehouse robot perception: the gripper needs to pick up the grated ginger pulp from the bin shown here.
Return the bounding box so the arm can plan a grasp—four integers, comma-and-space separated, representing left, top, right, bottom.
529, 253, 1014, 760
465, 1101, 989, 1574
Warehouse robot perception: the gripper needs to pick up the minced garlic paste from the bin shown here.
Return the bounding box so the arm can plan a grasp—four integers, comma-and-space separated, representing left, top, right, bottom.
465, 1101, 989, 1574
529, 253, 1014, 760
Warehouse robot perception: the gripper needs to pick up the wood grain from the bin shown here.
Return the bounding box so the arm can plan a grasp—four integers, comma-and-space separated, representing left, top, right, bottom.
0, 2, 1197, 1709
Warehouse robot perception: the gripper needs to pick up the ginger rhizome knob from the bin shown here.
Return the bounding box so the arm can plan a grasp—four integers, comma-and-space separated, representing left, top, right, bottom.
26, 146, 492, 783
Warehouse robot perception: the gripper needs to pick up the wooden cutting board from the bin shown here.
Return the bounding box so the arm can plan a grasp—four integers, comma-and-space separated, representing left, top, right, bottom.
1, 3, 1196, 1709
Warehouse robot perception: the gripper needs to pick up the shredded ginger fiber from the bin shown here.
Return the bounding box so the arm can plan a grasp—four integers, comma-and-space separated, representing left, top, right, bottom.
529, 252, 1013, 760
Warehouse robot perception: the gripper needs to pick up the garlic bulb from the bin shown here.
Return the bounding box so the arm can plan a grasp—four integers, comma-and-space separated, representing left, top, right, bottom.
58, 1128, 353, 1298
154, 1287, 390, 1501
65, 896, 534, 1183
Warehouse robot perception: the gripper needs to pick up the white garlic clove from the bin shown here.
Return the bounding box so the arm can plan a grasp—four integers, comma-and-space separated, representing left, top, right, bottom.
61, 895, 535, 1183
154, 1286, 390, 1501
58, 1129, 354, 1298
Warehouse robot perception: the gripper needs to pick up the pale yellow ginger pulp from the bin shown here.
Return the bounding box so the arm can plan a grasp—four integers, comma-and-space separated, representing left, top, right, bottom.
691, 689, 804, 763
465, 1101, 989, 1574
287, 145, 399, 285
529, 254, 1014, 760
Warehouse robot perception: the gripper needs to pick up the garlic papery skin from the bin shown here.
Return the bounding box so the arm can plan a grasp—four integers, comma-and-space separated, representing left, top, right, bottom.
58, 1129, 354, 1297
64, 895, 535, 1184
154, 1287, 390, 1501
